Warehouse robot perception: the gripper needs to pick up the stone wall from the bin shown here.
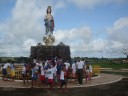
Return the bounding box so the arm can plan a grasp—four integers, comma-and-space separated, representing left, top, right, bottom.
30, 44, 71, 63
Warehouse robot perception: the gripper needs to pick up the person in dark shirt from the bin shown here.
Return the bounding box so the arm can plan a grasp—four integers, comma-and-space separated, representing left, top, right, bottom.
56, 60, 63, 85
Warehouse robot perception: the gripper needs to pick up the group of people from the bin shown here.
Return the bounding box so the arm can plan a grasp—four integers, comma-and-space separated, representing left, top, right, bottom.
0, 58, 93, 90
21, 57, 93, 89
0, 61, 15, 81
22, 58, 70, 90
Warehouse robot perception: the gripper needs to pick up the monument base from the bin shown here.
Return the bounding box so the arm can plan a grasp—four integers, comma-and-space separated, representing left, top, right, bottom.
30, 43, 71, 63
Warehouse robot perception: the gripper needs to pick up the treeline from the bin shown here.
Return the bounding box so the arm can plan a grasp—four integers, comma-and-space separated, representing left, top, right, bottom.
0, 56, 126, 64
0, 57, 29, 63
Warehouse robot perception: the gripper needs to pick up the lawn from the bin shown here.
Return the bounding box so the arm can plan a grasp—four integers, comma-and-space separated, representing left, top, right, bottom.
101, 71, 128, 76
92, 60, 128, 69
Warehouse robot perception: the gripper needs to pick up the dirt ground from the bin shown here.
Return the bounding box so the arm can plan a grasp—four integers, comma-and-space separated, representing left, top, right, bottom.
0, 78, 128, 96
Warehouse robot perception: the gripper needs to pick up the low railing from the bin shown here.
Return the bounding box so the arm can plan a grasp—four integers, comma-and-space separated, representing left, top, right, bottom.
0, 65, 100, 80
92, 65, 100, 75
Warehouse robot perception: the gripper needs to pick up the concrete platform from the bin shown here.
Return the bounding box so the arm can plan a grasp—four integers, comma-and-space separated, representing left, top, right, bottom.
0, 73, 123, 88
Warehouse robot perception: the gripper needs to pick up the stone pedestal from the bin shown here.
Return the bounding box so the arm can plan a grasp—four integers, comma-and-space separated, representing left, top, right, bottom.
30, 43, 71, 63
43, 35, 55, 46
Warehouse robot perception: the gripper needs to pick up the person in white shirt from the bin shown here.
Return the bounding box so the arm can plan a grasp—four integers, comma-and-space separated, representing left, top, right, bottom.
44, 67, 48, 86
47, 65, 54, 89
35, 61, 40, 72
76, 59, 84, 85
71, 61, 77, 82
51, 63, 58, 88
89, 64, 93, 80
64, 60, 70, 80
31, 64, 38, 87
64, 61, 70, 70
3, 61, 11, 81
22, 64, 27, 84
39, 65, 45, 85
45, 60, 48, 67
60, 65, 68, 90
85, 64, 90, 83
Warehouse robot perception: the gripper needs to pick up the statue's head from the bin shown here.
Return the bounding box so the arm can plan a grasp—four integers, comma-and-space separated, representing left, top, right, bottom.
47, 6, 52, 14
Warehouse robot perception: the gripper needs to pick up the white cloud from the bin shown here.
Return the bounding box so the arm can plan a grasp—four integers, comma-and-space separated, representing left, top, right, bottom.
104, 17, 128, 58
54, 28, 109, 57
54, 26, 93, 57
110, 41, 123, 49
0, 0, 58, 57
23, 39, 37, 51
107, 17, 128, 34
54, 26, 92, 45
54, 24, 126, 57
54, 0, 65, 9
107, 17, 128, 45
91, 39, 107, 52
67, 0, 127, 8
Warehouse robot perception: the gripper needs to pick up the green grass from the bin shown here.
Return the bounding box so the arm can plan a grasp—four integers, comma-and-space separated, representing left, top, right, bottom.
101, 71, 128, 76
92, 60, 128, 69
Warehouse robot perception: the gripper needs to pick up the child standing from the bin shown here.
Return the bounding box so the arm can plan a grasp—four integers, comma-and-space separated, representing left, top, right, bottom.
71, 61, 77, 82
64, 61, 70, 78
2, 61, 11, 81
60, 65, 68, 91
31, 63, 38, 87
10, 61, 15, 81
89, 64, 93, 80
22, 64, 27, 84
39, 65, 45, 86
44, 66, 48, 87
52, 63, 57, 88
85, 65, 90, 84
47, 65, 54, 90
56, 61, 63, 86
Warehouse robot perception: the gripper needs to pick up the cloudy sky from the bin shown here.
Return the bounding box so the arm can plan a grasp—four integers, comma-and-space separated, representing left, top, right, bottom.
0, 0, 128, 58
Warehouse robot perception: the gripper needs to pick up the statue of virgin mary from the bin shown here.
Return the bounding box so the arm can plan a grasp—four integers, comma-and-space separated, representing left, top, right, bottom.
44, 6, 54, 36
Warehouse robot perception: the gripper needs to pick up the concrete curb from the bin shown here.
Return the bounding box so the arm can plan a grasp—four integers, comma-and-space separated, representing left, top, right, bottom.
68, 75, 123, 88
0, 74, 123, 89
14, 74, 101, 82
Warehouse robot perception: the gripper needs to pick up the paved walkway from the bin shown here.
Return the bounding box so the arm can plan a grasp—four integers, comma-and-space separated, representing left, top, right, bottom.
0, 73, 123, 88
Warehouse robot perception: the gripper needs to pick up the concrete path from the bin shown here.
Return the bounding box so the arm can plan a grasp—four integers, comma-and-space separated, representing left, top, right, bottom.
0, 73, 123, 88
68, 73, 123, 88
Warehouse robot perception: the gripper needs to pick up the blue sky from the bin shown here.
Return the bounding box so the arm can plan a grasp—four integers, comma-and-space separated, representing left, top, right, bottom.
0, 0, 128, 58
0, 0, 15, 21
